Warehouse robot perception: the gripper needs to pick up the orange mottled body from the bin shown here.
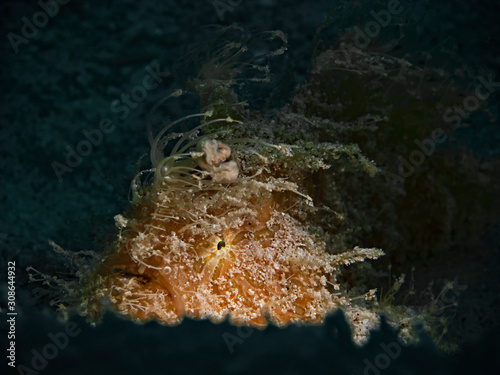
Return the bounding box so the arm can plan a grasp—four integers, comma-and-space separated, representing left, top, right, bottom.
81, 127, 383, 342
89, 179, 344, 328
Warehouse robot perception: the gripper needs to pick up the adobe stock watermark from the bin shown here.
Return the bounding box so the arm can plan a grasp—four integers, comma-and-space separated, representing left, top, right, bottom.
16, 320, 81, 375
51, 63, 169, 182
356, 280, 466, 375
385, 74, 500, 193
340, 0, 403, 64
357, 337, 410, 375
222, 325, 255, 354
7, 0, 71, 54
212, 0, 244, 22
428, 279, 467, 317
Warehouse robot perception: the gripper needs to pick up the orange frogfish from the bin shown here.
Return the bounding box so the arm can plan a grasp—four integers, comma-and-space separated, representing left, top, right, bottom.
81, 101, 384, 343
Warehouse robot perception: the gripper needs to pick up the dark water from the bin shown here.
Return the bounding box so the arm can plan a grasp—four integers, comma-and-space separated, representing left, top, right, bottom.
1, 1, 499, 374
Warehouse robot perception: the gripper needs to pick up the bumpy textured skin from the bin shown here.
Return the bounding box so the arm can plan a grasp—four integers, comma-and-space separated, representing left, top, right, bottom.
83, 142, 383, 341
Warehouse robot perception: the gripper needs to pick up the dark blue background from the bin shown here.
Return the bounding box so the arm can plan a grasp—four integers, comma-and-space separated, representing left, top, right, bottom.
1, 1, 499, 374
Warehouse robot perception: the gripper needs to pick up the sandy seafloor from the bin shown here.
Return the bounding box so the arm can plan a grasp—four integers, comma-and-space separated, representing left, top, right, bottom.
1, 0, 499, 374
